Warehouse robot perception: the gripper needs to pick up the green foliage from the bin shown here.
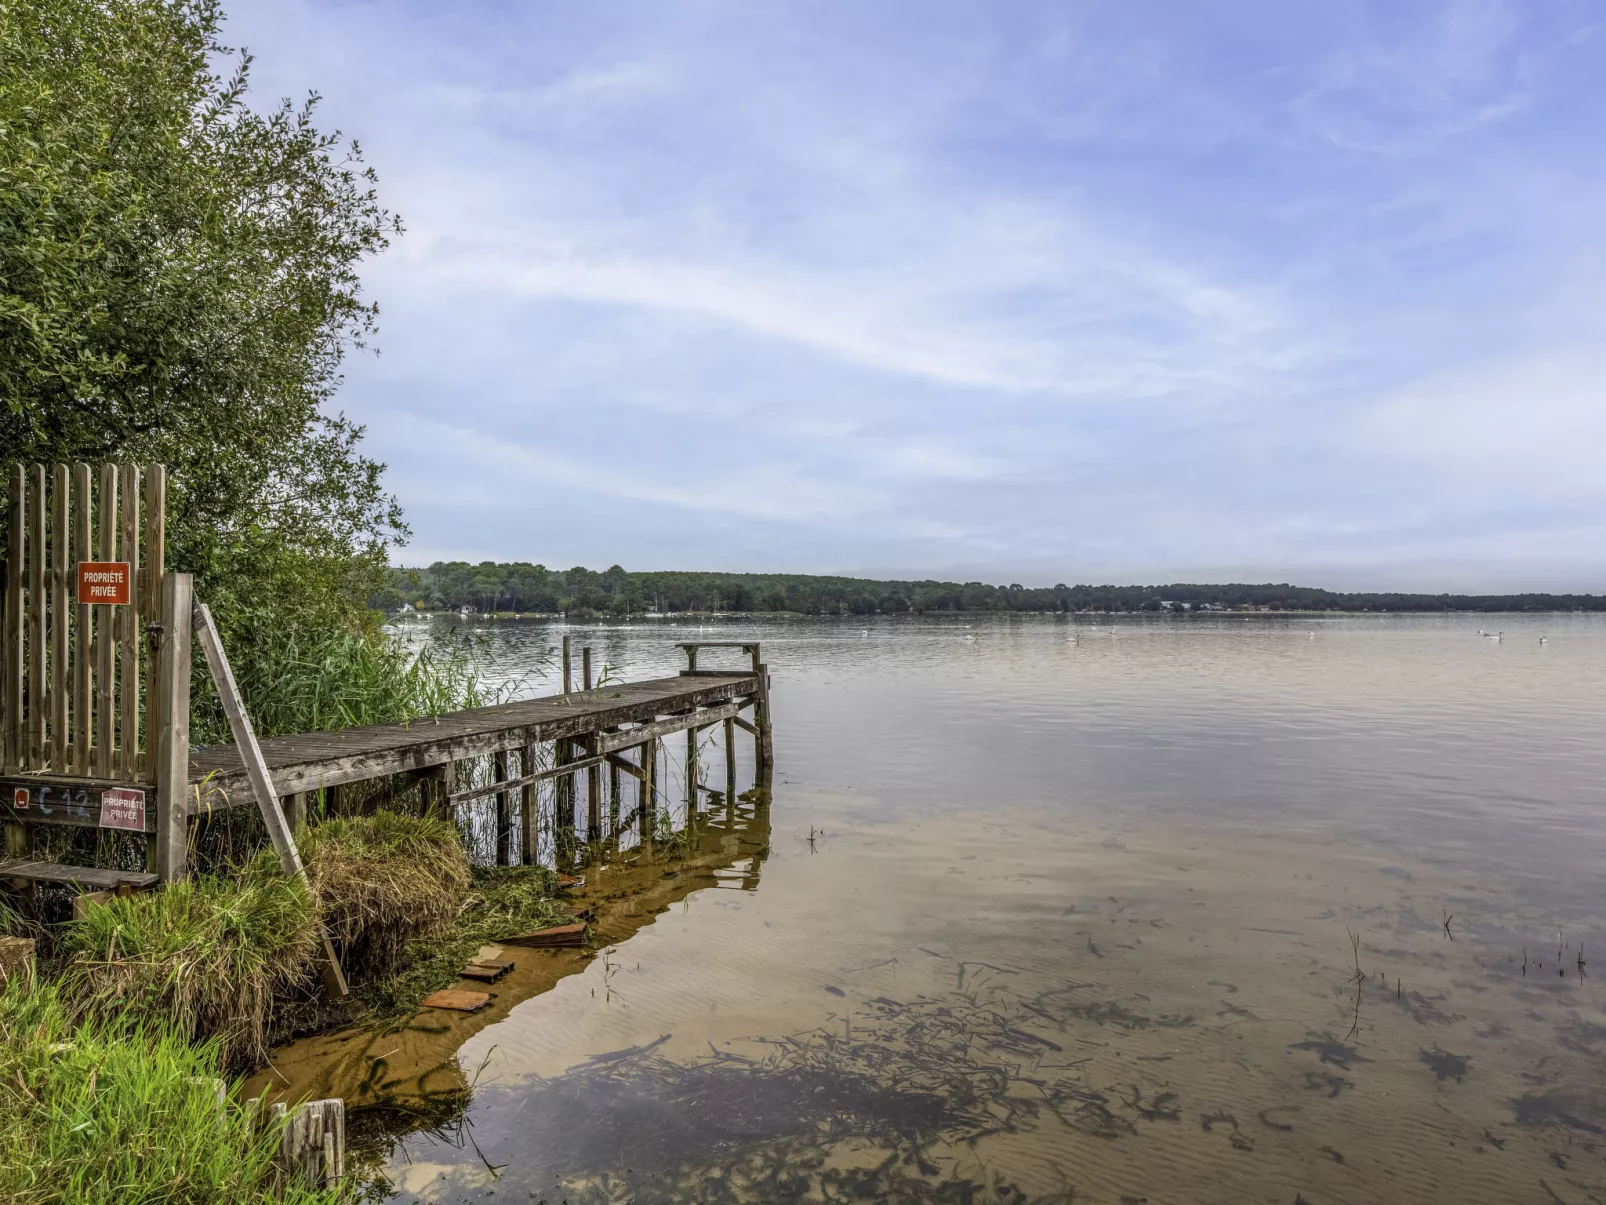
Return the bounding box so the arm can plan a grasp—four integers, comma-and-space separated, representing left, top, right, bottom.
0, 977, 338, 1204
57, 855, 321, 1067
301, 811, 471, 977
356, 865, 571, 1017
394, 563, 1606, 616
1, 0, 406, 697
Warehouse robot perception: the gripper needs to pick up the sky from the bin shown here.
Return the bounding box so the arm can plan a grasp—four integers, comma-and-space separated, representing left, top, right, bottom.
222, 0, 1606, 591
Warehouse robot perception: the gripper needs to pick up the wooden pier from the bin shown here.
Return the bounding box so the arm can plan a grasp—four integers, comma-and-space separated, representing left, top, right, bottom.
188, 640, 773, 875
2, 460, 775, 892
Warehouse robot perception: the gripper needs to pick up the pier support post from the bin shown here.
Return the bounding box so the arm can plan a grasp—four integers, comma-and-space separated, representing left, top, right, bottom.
494, 749, 511, 865
284, 792, 307, 834
606, 729, 621, 837
639, 737, 657, 840
724, 715, 737, 804
583, 649, 601, 841
685, 723, 698, 816
555, 738, 574, 843
585, 734, 602, 841
520, 743, 539, 865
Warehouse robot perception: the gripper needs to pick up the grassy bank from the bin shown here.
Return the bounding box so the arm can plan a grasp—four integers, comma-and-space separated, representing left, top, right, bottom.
0, 977, 339, 1204
2, 810, 578, 1199
50, 813, 576, 1049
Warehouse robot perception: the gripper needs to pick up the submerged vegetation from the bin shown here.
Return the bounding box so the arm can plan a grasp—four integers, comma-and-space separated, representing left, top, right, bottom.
0, 978, 338, 1204
355, 864, 573, 1018
392, 563, 1606, 616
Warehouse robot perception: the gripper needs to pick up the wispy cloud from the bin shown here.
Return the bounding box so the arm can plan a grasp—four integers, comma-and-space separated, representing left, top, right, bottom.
224, 0, 1606, 588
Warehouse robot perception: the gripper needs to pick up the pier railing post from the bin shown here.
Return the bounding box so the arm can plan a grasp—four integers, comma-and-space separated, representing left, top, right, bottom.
154, 571, 192, 882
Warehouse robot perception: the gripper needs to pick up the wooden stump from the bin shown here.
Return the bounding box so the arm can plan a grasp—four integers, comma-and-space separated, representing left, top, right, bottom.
271, 1097, 345, 1189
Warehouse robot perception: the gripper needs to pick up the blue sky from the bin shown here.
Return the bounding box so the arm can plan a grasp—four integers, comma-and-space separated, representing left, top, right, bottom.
223, 1, 1606, 590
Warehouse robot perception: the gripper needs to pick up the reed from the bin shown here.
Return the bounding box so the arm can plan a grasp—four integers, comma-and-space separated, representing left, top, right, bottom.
300, 811, 471, 976
56, 856, 321, 1068
0, 977, 337, 1204
191, 623, 492, 746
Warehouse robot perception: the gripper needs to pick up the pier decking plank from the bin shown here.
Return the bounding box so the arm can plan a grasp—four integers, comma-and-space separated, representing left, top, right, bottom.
187, 673, 757, 811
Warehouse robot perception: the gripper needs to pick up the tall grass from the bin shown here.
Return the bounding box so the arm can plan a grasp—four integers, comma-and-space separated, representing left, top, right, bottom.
57, 856, 321, 1068
192, 624, 492, 746
301, 811, 471, 976
0, 977, 338, 1204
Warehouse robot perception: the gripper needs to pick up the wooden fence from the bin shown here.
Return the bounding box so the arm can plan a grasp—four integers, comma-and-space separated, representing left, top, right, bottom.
1, 463, 166, 782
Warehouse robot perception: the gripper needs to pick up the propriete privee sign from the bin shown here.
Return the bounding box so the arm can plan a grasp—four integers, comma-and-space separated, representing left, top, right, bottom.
77, 561, 131, 605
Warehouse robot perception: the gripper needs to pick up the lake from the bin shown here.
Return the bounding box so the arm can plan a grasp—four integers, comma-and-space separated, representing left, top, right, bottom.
293, 611, 1606, 1203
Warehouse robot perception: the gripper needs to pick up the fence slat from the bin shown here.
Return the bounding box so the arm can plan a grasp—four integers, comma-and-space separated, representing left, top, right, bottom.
3, 467, 23, 774
140, 465, 165, 780
72, 464, 92, 777
27, 465, 45, 768
118, 463, 140, 780
94, 464, 117, 779
50, 466, 68, 771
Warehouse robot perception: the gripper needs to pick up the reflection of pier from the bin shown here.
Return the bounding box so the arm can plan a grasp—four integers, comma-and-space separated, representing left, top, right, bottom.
246, 789, 774, 1114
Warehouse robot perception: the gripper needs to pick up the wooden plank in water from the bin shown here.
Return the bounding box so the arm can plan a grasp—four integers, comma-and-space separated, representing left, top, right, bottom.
460, 958, 513, 982
501, 922, 585, 948
421, 988, 491, 1012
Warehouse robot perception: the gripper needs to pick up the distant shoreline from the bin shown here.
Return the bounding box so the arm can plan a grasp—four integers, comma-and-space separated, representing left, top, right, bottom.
384, 564, 1606, 617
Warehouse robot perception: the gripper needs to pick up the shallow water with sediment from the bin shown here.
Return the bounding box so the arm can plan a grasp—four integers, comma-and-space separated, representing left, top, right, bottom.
268, 612, 1606, 1203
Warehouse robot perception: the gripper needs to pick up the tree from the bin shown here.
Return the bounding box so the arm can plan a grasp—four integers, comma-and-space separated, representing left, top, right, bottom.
0, 0, 403, 641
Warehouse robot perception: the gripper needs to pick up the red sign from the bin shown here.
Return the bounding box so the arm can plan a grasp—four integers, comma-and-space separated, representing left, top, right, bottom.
99, 788, 146, 831
77, 561, 131, 605
11, 788, 26, 809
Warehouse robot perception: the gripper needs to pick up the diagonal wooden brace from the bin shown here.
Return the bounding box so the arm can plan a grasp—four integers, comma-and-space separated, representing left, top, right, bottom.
191, 601, 348, 999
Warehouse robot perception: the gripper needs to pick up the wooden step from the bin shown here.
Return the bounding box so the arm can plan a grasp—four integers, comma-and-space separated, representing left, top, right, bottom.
0, 859, 158, 891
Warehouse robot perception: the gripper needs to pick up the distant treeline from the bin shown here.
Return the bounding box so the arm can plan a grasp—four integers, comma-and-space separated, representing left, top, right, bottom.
380, 564, 1606, 616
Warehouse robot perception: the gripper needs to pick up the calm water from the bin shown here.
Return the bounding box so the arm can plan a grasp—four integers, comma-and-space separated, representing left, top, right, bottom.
284, 612, 1606, 1203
